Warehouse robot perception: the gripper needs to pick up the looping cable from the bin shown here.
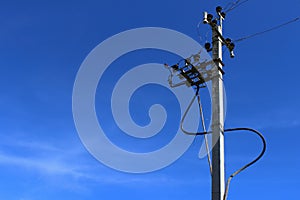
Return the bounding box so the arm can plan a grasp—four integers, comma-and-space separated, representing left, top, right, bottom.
180, 93, 266, 200
222, 128, 267, 200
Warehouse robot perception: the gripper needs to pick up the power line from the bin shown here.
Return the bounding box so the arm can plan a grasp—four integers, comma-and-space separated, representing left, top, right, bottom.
222, 128, 267, 200
179, 92, 266, 200
178, 83, 267, 197
235, 16, 300, 42
225, 0, 249, 13
224, 0, 246, 11
167, 4, 273, 200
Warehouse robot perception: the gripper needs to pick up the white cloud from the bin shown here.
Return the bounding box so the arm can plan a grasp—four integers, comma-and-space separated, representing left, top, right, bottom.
0, 149, 91, 179
0, 136, 209, 188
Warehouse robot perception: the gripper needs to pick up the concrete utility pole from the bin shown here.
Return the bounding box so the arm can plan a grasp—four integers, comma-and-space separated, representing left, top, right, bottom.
211, 17, 225, 200
167, 5, 267, 200
166, 6, 236, 200
203, 6, 235, 200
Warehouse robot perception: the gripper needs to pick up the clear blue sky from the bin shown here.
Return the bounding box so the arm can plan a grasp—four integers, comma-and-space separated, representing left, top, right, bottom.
0, 0, 299, 199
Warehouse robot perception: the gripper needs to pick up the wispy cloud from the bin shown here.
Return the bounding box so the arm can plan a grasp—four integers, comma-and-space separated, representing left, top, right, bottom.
0, 137, 205, 187
0, 148, 208, 189
0, 137, 96, 180
0, 151, 88, 178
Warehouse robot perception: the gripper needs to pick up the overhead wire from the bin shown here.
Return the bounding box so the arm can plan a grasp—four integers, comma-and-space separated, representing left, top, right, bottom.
165, 1, 296, 198
198, 2, 299, 50
234, 16, 300, 43
225, 0, 249, 13
224, 1, 235, 11
223, 0, 246, 11
186, 1, 282, 198
166, 20, 268, 193
197, 0, 248, 45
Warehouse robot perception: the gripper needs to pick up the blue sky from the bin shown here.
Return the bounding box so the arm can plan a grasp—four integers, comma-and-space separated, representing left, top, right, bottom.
0, 0, 300, 199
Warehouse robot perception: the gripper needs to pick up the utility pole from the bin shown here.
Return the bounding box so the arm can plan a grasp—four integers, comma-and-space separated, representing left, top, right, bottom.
211, 16, 225, 200
165, 6, 236, 200
203, 6, 235, 200
166, 5, 267, 200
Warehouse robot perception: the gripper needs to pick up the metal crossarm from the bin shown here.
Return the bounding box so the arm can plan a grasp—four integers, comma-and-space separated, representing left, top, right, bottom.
169, 60, 207, 89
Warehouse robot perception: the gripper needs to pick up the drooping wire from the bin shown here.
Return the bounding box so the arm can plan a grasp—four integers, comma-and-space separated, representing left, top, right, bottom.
234, 16, 300, 43
180, 93, 266, 200
222, 128, 267, 200
197, 21, 203, 42
197, 21, 210, 43
180, 87, 200, 135
180, 87, 208, 136
180, 90, 198, 136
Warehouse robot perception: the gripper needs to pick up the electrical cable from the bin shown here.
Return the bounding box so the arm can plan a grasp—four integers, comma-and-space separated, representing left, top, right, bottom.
224, 1, 235, 11
222, 128, 267, 200
166, 61, 266, 199
197, 21, 203, 42
197, 21, 210, 44
180, 92, 266, 200
225, 0, 249, 13
180, 89, 199, 135
180, 91, 210, 136
234, 16, 300, 43
197, 91, 213, 175
224, 0, 245, 11
179, 86, 212, 174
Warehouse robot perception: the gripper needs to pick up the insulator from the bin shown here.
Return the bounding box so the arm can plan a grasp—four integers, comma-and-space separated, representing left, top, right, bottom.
229, 42, 235, 50
216, 6, 222, 13
205, 43, 211, 50
225, 38, 232, 44
212, 19, 218, 26
221, 12, 226, 19
207, 14, 213, 22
